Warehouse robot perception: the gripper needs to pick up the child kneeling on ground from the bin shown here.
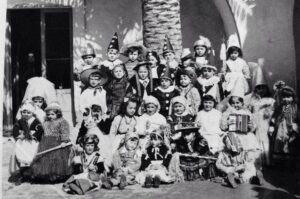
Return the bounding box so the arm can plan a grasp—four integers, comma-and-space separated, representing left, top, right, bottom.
63, 134, 111, 195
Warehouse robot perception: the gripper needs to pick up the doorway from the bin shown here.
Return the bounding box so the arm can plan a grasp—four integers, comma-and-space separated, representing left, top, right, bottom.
8, 8, 74, 123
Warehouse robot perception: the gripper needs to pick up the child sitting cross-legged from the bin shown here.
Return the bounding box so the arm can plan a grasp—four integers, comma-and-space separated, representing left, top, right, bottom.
110, 131, 142, 189
137, 127, 174, 188
63, 134, 112, 195
216, 133, 263, 188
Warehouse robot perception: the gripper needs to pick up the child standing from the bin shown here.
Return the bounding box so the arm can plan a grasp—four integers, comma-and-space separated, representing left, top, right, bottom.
13, 101, 44, 185
269, 83, 299, 159
146, 51, 174, 81
222, 34, 250, 96
216, 133, 262, 188
63, 134, 111, 194
110, 97, 139, 154
136, 96, 167, 150
138, 128, 174, 188
192, 35, 215, 77
106, 64, 130, 119
177, 69, 201, 116
153, 69, 180, 117
220, 93, 260, 153
79, 68, 108, 115
195, 95, 224, 154
30, 102, 72, 183
162, 36, 179, 70
195, 65, 223, 103
99, 32, 122, 75
111, 131, 142, 189
127, 62, 158, 114
245, 66, 274, 167
121, 43, 146, 79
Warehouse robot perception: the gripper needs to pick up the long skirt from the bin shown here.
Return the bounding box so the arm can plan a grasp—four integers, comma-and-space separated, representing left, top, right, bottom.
30, 135, 72, 183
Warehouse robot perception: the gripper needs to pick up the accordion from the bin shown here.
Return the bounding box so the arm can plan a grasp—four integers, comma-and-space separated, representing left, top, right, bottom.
228, 114, 249, 133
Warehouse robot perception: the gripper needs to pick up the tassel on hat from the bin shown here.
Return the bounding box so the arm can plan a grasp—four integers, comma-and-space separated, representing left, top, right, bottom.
227, 33, 240, 50
163, 35, 174, 54
108, 32, 119, 51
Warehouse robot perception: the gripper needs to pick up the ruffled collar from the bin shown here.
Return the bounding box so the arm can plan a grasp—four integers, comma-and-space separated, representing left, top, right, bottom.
156, 85, 175, 93
197, 76, 220, 86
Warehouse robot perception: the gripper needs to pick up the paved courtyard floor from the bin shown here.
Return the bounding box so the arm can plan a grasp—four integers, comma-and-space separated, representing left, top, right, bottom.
2, 137, 299, 199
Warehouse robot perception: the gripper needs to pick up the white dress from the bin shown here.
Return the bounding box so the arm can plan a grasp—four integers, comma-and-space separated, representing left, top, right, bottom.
79, 87, 107, 114
196, 109, 224, 154
225, 58, 250, 94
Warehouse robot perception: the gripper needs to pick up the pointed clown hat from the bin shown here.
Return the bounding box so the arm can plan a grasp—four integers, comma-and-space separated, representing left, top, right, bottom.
108, 32, 119, 51
163, 35, 174, 54
227, 33, 240, 50
252, 58, 267, 88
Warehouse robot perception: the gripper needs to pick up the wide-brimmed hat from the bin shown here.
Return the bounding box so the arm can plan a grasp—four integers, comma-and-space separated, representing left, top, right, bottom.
80, 67, 108, 86
133, 61, 152, 71
120, 43, 147, 57
174, 122, 199, 134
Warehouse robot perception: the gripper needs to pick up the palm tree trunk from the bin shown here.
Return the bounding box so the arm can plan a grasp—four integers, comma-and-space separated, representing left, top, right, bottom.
142, 0, 182, 55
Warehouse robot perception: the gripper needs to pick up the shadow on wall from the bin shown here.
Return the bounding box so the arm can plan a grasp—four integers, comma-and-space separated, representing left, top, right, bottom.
84, 0, 143, 62
180, 0, 226, 69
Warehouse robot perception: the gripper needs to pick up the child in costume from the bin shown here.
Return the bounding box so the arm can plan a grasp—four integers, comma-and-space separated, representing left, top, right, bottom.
99, 32, 122, 76
76, 104, 113, 169
111, 131, 142, 189
121, 43, 146, 79
127, 62, 158, 114
216, 133, 262, 188
167, 96, 195, 151
192, 35, 215, 77
18, 77, 57, 123
136, 96, 167, 151
177, 69, 201, 116
13, 101, 44, 185
195, 95, 224, 154
172, 123, 213, 181
220, 92, 260, 153
222, 34, 250, 96
269, 82, 299, 160
195, 65, 223, 103
110, 96, 139, 154
162, 36, 179, 70
106, 64, 130, 119
245, 64, 274, 167
153, 69, 180, 117
63, 134, 111, 195
30, 102, 72, 183
138, 128, 174, 188
79, 67, 108, 115
146, 51, 174, 81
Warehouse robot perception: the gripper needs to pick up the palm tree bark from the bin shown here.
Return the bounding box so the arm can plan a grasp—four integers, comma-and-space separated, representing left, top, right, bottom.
142, 0, 182, 55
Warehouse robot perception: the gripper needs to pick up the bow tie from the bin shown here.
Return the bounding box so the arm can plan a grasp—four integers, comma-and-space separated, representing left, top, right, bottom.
90, 86, 102, 96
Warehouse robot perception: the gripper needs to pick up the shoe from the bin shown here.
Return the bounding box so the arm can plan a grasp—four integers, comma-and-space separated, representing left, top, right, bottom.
144, 175, 153, 188
226, 173, 238, 189
153, 175, 161, 188
118, 175, 127, 190
101, 176, 112, 190
15, 177, 23, 186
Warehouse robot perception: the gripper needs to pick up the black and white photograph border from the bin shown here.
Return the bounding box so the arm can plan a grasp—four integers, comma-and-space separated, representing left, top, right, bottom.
1, 0, 300, 198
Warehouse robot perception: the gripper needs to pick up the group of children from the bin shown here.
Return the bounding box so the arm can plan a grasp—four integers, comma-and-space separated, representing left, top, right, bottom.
12, 32, 299, 194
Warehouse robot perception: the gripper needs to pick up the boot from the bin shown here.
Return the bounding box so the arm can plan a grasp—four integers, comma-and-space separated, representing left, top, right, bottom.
101, 175, 113, 190
226, 173, 238, 188
118, 174, 127, 190
144, 175, 153, 188
153, 175, 161, 188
